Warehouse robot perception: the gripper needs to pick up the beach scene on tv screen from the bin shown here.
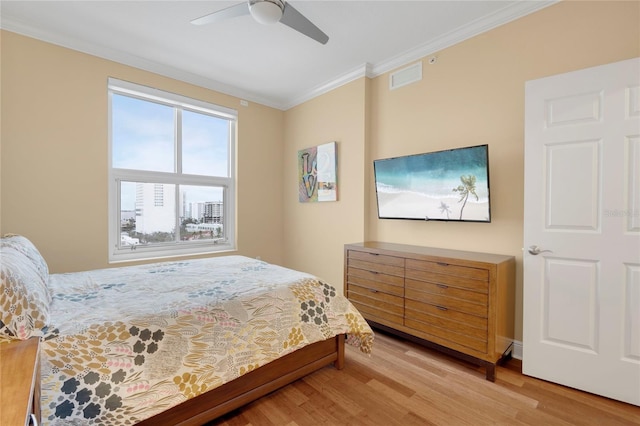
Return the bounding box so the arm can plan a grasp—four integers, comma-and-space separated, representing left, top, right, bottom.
375, 145, 490, 222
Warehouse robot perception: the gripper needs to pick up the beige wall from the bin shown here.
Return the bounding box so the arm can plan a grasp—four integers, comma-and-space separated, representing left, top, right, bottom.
282, 78, 368, 287
0, 31, 285, 272
283, 1, 640, 342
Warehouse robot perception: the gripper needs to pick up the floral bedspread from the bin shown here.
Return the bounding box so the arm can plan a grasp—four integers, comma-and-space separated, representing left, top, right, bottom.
39, 256, 373, 425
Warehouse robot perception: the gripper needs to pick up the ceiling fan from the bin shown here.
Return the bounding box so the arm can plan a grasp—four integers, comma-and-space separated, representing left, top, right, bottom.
191, 0, 329, 45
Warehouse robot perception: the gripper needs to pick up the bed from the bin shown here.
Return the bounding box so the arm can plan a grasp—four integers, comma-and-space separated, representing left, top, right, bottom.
0, 234, 374, 425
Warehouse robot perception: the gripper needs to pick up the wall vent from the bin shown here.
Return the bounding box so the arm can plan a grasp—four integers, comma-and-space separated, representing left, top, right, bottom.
389, 62, 422, 90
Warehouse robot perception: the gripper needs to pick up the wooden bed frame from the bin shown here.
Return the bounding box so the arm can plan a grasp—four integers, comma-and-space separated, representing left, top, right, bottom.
137, 334, 345, 426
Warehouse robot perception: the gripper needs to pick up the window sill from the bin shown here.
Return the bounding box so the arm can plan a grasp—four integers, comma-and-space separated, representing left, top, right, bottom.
109, 243, 237, 264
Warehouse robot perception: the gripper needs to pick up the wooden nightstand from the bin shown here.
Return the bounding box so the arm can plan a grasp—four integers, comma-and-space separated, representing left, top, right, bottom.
0, 337, 41, 426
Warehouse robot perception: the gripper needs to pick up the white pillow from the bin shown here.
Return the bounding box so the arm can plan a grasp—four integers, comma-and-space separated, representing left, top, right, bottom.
0, 234, 51, 340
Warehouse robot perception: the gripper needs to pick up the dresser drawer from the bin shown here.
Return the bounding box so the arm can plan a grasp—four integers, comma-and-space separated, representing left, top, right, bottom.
404, 307, 488, 343
348, 284, 404, 325
406, 259, 488, 281
405, 299, 487, 330
347, 267, 404, 295
405, 269, 488, 293
404, 318, 488, 353
348, 284, 404, 312
405, 287, 488, 317
352, 302, 403, 326
348, 258, 404, 277
347, 273, 403, 296
347, 250, 405, 267
405, 278, 488, 305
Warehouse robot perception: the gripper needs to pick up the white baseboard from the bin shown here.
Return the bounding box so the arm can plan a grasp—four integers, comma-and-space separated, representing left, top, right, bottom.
511, 340, 523, 360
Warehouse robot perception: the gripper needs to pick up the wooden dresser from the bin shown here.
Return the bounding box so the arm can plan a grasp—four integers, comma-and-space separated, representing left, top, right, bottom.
344, 241, 515, 381
0, 338, 41, 426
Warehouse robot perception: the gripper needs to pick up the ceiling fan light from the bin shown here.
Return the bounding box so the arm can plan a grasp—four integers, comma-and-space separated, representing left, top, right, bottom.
249, 1, 283, 25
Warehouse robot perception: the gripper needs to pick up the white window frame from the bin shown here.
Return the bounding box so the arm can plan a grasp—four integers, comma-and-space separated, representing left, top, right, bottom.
108, 78, 237, 263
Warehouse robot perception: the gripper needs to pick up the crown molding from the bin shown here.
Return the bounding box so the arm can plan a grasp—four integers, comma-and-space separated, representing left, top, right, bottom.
282, 63, 372, 110
284, 0, 558, 109
0, 16, 285, 110
368, 0, 557, 77
2, 1, 557, 111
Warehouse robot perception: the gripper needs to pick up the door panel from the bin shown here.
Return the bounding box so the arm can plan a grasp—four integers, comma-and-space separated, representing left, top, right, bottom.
628, 136, 640, 232
545, 140, 600, 230
524, 57, 640, 406
625, 265, 640, 361
543, 258, 598, 351
545, 91, 602, 127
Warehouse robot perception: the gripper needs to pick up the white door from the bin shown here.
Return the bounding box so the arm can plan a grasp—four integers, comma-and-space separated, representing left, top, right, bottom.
523, 57, 640, 406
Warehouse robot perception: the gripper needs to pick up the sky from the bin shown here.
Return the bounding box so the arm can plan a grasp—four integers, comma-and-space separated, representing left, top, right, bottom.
112, 93, 229, 210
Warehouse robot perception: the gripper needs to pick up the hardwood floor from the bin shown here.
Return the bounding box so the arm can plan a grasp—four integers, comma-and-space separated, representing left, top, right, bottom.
209, 330, 640, 425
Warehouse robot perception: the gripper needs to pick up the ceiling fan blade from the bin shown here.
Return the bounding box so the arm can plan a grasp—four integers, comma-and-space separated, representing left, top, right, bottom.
280, 2, 329, 45
191, 2, 250, 26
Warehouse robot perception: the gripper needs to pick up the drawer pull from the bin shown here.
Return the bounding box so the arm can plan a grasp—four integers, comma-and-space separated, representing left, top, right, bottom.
437, 262, 449, 266
437, 284, 448, 289
436, 305, 448, 311
368, 289, 379, 293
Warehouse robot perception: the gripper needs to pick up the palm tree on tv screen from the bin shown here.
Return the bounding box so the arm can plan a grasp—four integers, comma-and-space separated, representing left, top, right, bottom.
453, 174, 478, 220
439, 201, 452, 220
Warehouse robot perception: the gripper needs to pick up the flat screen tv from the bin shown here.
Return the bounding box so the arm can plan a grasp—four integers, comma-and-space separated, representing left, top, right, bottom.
373, 144, 491, 222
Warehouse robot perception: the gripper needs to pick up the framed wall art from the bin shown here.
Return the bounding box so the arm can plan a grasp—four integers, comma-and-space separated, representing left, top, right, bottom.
298, 141, 337, 202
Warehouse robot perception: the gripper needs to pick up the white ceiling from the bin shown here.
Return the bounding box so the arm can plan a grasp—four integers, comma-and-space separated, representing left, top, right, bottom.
0, 1, 554, 110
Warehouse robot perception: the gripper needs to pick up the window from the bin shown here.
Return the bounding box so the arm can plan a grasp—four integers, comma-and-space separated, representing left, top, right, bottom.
108, 78, 237, 262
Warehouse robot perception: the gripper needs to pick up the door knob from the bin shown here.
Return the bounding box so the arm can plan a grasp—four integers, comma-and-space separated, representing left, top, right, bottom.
528, 245, 552, 255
